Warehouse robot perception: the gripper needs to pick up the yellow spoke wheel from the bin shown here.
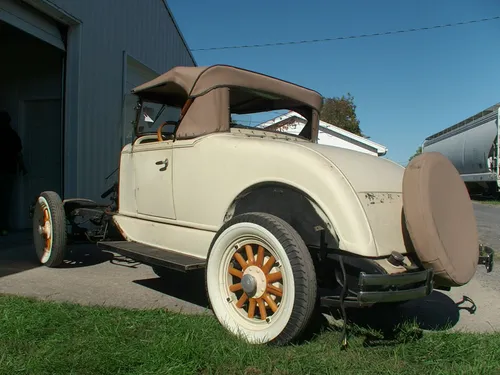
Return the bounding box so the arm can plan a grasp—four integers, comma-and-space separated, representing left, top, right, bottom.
206, 212, 317, 346
32, 191, 67, 268
228, 243, 283, 321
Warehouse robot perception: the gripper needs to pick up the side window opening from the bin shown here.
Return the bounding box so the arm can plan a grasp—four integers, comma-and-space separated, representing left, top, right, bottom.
228, 87, 313, 140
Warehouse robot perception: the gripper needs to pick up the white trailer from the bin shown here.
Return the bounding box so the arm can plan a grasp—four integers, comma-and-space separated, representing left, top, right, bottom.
422, 103, 500, 196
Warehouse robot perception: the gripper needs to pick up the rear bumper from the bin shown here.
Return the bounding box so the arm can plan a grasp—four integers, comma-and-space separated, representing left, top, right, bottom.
357, 268, 433, 304
319, 245, 494, 309
320, 262, 435, 308
355, 245, 495, 304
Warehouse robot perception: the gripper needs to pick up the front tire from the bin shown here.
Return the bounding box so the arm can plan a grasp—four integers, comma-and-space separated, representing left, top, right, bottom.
205, 212, 317, 346
32, 191, 67, 267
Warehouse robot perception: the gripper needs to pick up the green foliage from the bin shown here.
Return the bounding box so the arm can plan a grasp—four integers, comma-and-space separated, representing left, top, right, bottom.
1, 295, 500, 375
320, 93, 367, 137
409, 146, 423, 162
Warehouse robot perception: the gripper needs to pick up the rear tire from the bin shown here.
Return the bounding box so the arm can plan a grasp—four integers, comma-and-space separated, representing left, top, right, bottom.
205, 212, 317, 346
32, 191, 67, 268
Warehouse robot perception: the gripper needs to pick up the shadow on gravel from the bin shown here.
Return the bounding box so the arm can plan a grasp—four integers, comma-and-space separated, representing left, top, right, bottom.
0, 230, 139, 278
314, 290, 477, 346
0, 231, 40, 278
356, 291, 459, 330
0, 246, 41, 278
470, 194, 500, 203
133, 267, 210, 309
60, 245, 116, 268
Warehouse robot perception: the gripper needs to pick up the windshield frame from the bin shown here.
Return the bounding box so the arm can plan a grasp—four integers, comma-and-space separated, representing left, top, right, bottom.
133, 98, 182, 139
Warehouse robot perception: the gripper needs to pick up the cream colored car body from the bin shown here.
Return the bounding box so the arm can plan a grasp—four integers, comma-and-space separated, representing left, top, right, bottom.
31, 64, 491, 347
114, 127, 406, 266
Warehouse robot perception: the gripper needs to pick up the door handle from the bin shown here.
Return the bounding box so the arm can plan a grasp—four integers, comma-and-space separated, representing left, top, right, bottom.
155, 158, 169, 171
155, 158, 168, 166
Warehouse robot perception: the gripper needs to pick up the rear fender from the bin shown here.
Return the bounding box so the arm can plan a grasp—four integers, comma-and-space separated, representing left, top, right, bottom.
224, 183, 339, 249
224, 177, 379, 257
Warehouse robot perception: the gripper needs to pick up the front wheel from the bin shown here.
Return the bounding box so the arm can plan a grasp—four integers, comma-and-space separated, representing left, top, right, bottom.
205, 212, 317, 346
32, 191, 67, 267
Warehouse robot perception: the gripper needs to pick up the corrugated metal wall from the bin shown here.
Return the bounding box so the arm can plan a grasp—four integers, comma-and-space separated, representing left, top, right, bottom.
49, 0, 195, 200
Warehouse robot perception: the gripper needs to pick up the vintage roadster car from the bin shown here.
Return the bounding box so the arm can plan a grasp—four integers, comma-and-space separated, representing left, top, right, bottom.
32, 64, 494, 346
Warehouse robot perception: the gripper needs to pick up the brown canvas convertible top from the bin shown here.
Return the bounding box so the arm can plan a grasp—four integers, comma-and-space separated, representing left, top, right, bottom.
132, 65, 323, 112
131, 64, 323, 141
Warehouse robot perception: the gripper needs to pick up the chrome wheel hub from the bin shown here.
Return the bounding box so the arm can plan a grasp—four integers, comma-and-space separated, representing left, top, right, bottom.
242, 265, 267, 299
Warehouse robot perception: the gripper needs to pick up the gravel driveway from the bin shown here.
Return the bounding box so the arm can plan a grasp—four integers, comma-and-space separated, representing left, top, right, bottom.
474, 202, 500, 251
1, 202, 499, 334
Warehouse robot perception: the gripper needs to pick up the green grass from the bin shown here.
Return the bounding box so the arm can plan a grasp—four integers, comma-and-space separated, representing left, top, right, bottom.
1, 295, 499, 375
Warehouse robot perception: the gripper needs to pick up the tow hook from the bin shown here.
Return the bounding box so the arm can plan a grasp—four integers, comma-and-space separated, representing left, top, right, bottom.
478, 244, 494, 273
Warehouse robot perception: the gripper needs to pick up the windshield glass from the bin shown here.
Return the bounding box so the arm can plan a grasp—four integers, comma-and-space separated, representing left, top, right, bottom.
137, 101, 181, 136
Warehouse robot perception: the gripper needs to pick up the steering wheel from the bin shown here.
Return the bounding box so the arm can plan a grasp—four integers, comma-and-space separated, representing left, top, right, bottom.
156, 120, 179, 141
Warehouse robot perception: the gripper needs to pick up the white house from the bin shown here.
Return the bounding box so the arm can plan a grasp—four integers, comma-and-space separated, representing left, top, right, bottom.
0, 0, 196, 229
257, 111, 388, 157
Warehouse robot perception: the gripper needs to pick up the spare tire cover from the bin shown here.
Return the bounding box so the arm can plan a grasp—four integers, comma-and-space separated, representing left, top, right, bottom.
402, 152, 478, 287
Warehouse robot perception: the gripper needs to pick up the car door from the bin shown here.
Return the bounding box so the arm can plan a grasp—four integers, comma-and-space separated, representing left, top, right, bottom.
132, 140, 176, 220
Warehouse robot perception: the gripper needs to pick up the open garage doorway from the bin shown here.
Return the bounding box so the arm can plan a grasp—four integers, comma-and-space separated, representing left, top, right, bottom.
0, 20, 66, 230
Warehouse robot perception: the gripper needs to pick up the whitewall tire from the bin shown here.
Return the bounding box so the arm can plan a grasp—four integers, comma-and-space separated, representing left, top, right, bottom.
32, 191, 67, 268
205, 212, 317, 346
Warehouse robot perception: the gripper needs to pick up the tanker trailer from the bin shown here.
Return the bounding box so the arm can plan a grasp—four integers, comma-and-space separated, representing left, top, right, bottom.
422, 103, 500, 197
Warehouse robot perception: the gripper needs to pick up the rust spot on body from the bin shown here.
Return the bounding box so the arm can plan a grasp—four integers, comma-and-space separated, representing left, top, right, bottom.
364, 192, 401, 206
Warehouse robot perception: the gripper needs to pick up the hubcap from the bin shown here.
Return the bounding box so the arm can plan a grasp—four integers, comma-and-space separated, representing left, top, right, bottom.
227, 243, 284, 321
241, 274, 257, 297
34, 198, 53, 263
39, 207, 52, 253
242, 266, 267, 298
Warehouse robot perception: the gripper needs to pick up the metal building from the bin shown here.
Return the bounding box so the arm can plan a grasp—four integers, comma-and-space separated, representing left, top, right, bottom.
0, 0, 196, 230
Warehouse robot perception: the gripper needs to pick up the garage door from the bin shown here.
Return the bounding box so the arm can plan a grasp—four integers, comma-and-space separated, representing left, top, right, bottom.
0, 0, 65, 51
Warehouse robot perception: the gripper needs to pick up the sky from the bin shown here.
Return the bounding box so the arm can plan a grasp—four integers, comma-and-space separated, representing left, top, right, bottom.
168, 0, 500, 165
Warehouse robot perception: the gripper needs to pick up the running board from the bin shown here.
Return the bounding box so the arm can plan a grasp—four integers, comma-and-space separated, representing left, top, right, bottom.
97, 240, 206, 272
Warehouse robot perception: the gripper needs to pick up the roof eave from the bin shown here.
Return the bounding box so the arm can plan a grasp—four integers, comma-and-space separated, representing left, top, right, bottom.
318, 120, 386, 150
259, 111, 388, 152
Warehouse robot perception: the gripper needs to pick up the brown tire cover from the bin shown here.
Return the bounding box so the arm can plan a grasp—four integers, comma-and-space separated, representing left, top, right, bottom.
403, 152, 479, 287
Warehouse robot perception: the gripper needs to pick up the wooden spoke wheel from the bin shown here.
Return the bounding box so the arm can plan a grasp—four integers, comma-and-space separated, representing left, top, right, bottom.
32, 191, 67, 268
228, 243, 284, 322
206, 212, 317, 346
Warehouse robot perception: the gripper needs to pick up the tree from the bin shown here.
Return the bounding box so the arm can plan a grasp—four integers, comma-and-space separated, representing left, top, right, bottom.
320, 93, 367, 137
408, 146, 422, 162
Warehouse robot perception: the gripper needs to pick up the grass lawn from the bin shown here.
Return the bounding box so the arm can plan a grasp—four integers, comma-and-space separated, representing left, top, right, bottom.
1, 295, 499, 375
